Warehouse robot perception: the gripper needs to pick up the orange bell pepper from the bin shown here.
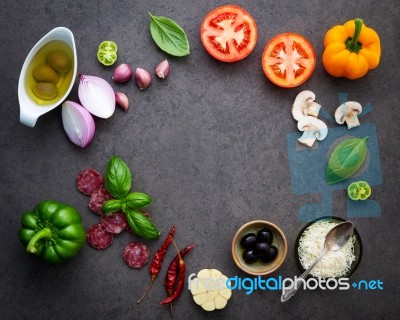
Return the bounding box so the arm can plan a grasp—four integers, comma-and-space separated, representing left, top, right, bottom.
322, 18, 380, 79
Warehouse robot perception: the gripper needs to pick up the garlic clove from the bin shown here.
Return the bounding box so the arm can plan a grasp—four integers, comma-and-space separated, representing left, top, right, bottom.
115, 92, 129, 112
135, 68, 151, 90
112, 63, 133, 83
155, 59, 170, 79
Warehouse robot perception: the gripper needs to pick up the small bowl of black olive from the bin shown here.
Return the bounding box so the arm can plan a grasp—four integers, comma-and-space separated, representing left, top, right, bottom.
231, 220, 287, 276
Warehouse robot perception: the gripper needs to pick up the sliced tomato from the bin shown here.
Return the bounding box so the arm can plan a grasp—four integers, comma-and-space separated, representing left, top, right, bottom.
97, 50, 117, 66
262, 33, 316, 88
347, 181, 372, 201
357, 181, 372, 200
347, 182, 360, 200
98, 41, 118, 53
97, 41, 118, 66
200, 5, 257, 62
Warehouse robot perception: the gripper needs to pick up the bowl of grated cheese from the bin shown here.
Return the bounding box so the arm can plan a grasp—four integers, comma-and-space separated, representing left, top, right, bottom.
295, 217, 362, 279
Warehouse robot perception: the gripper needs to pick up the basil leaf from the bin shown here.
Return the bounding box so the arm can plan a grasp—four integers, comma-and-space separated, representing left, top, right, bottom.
125, 209, 160, 239
105, 156, 132, 198
123, 192, 152, 210
149, 12, 190, 57
326, 137, 368, 184
102, 199, 122, 214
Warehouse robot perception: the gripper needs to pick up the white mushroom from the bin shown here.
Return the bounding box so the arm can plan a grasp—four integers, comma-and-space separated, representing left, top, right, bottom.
334, 101, 362, 129
292, 90, 322, 121
297, 116, 328, 147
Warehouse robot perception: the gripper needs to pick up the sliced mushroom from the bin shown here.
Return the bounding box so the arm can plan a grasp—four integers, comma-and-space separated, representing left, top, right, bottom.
297, 116, 328, 147
292, 90, 322, 121
334, 101, 362, 129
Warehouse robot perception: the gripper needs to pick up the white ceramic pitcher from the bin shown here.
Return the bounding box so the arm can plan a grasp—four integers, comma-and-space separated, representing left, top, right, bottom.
18, 27, 77, 127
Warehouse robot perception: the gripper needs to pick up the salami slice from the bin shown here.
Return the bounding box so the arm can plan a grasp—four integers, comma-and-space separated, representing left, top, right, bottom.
101, 211, 127, 234
77, 169, 104, 195
87, 224, 113, 250
89, 189, 113, 214
123, 242, 150, 268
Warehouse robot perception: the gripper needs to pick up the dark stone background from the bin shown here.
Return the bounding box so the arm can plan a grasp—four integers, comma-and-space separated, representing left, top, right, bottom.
1, 0, 398, 319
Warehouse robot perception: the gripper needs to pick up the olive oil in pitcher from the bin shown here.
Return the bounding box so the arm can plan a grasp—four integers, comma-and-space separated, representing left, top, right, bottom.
25, 40, 74, 106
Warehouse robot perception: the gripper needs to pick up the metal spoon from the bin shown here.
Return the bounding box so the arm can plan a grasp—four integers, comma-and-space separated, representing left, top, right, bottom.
281, 221, 354, 302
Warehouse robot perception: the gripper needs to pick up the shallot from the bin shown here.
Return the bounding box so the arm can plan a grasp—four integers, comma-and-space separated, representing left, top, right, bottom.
62, 101, 95, 148
78, 74, 115, 118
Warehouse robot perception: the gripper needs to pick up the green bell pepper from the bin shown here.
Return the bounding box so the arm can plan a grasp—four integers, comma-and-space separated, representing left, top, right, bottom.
19, 200, 86, 264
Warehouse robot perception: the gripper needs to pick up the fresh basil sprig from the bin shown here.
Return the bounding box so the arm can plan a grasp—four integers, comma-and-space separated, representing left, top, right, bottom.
326, 136, 368, 184
149, 12, 190, 57
102, 156, 160, 239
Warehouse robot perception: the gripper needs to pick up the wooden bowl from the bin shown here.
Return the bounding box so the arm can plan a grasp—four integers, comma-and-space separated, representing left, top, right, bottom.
232, 220, 287, 276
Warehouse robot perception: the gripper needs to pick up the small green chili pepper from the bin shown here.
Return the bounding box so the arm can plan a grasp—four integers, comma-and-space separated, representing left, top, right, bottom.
18, 200, 86, 264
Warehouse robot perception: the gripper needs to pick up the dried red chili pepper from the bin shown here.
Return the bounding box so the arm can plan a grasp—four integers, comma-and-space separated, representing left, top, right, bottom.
137, 225, 175, 303
160, 258, 186, 305
150, 225, 175, 275
160, 241, 194, 308
165, 244, 194, 296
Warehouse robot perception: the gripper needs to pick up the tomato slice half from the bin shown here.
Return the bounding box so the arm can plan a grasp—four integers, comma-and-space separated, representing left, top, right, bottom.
357, 181, 372, 200
347, 181, 372, 201
97, 51, 117, 66
97, 41, 118, 66
200, 5, 257, 62
98, 41, 118, 53
347, 182, 360, 200
262, 33, 316, 88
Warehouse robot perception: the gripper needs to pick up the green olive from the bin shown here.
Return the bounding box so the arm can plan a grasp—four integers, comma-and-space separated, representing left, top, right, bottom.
33, 64, 59, 83
47, 50, 72, 73
32, 82, 59, 100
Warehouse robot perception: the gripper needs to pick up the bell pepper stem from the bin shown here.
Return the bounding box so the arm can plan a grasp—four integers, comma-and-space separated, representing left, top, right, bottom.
26, 227, 52, 253
346, 18, 364, 53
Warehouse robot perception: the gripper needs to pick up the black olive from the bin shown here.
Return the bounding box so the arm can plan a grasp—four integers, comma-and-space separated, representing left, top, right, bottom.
254, 242, 270, 257
257, 228, 273, 244
260, 245, 278, 263
240, 233, 257, 249
242, 249, 258, 264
